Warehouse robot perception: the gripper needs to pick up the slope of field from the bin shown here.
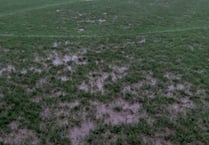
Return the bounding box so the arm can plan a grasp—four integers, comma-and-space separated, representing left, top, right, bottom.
0, 0, 209, 145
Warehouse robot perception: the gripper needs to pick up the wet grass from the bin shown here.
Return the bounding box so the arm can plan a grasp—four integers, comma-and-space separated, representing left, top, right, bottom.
0, 0, 209, 145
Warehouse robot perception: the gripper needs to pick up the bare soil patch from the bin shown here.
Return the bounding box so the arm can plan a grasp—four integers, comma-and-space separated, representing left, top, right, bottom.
0, 129, 40, 145
91, 98, 141, 125
69, 121, 95, 145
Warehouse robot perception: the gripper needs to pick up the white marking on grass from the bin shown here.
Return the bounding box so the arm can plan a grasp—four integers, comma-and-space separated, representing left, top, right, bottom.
0, 0, 87, 18
0, 26, 208, 38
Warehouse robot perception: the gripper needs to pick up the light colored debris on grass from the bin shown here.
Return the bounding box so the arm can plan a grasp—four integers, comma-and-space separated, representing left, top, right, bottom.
55, 101, 80, 118
0, 65, 16, 76
33, 53, 43, 62
166, 82, 193, 97
144, 114, 155, 125
176, 83, 185, 90
31, 95, 42, 103
122, 73, 157, 96
60, 76, 70, 82
36, 77, 48, 88
79, 82, 89, 92
91, 98, 141, 125
40, 100, 81, 127
41, 107, 52, 121
2, 48, 10, 52
67, 66, 73, 72
138, 37, 146, 44
98, 19, 106, 23
109, 65, 128, 74
85, 19, 96, 23
78, 28, 85, 32
8, 121, 19, 130
49, 89, 65, 98
20, 67, 42, 75
95, 59, 104, 65
0, 129, 40, 145
58, 100, 80, 110
167, 97, 195, 120
20, 69, 27, 75
32, 88, 65, 103
164, 72, 181, 81
57, 118, 69, 127
64, 41, 71, 45
7, 65, 16, 72
94, 47, 106, 53
56, 9, 61, 13
124, 40, 135, 46
29, 67, 42, 73
146, 74, 157, 86
32, 49, 88, 82
122, 81, 143, 95
79, 65, 128, 93
53, 57, 63, 66
48, 50, 88, 66
52, 41, 61, 48
69, 121, 95, 145
79, 72, 112, 93
78, 13, 83, 17
63, 55, 71, 63
122, 71, 201, 121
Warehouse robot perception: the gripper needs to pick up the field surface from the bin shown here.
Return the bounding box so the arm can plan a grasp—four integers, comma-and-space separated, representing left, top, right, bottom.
0, 0, 209, 144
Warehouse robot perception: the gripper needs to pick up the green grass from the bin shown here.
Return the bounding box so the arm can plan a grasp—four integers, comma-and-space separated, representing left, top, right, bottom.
0, 0, 209, 144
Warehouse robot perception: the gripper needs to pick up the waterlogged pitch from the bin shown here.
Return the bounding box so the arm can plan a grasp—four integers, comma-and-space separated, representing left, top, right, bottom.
0, 0, 209, 144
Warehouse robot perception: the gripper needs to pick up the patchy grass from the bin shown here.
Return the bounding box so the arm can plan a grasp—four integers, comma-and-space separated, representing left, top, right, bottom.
0, 0, 209, 144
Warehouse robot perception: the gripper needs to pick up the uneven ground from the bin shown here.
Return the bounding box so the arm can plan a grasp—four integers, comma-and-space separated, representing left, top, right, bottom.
0, 0, 209, 144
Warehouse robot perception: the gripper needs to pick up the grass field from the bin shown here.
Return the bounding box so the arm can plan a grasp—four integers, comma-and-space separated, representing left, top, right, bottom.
0, 0, 209, 144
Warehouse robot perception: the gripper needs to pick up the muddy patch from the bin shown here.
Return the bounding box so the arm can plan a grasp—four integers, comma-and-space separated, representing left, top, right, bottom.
55, 100, 80, 117
69, 121, 95, 145
41, 107, 52, 121
54, 101, 81, 126
31, 48, 88, 82
122, 71, 204, 122
49, 49, 88, 66
91, 98, 141, 125
40, 100, 81, 130
122, 72, 157, 97
0, 65, 16, 76
79, 65, 128, 94
8, 121, 19, 131
79, 72, 109, 94
0, 129, 40, 145
167, 97, 195, 120
32, 88, 65, 103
